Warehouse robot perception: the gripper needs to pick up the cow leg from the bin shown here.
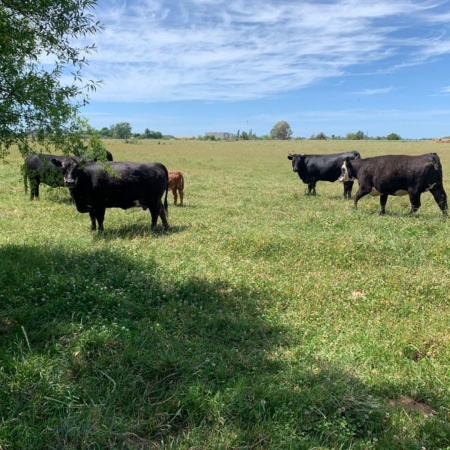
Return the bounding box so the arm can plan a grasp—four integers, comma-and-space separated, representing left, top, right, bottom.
430, 186, 448, 215
96, 208, 106, 232
149, 203, 161, 231
172, 187, 178, 205
379, 194, 388, 215
148, 202, 169, 231
179, 190, 184, 206
343, 181, 353, 199
307, 181, 316, 195
408, 193, 421, 215
89, 211, 97, 231
353, 187, 371, 209
30, 179, 39, 200
159, 203, 170, 230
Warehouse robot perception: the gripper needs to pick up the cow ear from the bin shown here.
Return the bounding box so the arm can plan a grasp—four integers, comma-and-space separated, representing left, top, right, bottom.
287, 154, 293, 160
51, 158, 62, 167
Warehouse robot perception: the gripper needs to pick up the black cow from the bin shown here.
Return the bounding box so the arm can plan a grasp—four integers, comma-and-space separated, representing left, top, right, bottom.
23, 154, 66, 200
338, 153, 448, 215
52, 158, 169, 232
287, 151, 361, 198
23, 150, 113, 200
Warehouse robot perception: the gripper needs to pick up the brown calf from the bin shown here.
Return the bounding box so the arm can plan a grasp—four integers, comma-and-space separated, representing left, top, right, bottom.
168, 171, 185, 206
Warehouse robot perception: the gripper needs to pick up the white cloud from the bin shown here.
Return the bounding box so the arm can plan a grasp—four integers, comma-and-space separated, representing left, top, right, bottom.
352, 87, 394, 95
83, 0, 450, 102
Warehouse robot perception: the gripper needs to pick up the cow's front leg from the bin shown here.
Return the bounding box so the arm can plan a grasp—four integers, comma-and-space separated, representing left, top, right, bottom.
307, 180, 316, 195
379, 194, 388, 215
343, 181, 353, 199
353, 186, 371, 209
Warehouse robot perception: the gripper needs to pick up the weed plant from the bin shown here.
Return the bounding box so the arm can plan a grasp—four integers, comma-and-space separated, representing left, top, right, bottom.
1, 140, 450, 449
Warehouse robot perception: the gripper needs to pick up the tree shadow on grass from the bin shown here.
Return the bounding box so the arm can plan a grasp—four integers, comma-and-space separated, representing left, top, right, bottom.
0, 244, 448, 449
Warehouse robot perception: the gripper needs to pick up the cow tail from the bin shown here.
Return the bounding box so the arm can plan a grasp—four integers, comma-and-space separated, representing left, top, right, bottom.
180, 173, 185, 192
164, 169, 169, 217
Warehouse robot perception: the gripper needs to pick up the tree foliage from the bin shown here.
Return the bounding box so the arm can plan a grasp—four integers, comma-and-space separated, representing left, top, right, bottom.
0, 0, 103, 158
144, 128, 163, 139
270, 121, 292, 140
110, 122, 132, 140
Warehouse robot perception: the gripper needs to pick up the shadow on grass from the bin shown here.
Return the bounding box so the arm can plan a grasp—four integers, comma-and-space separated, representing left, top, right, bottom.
0, 244, 448, 448
92, 223, 189, 240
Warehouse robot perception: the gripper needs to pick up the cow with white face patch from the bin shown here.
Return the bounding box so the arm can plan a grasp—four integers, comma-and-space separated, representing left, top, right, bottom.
288, 151, 360, 198
339, 153, 447, 215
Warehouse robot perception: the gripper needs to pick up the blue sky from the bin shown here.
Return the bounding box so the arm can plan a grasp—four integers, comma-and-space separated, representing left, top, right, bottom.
79, 0, 450, 139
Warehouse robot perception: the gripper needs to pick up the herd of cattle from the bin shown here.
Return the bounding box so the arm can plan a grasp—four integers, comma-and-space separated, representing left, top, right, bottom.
22, 149, 447, 233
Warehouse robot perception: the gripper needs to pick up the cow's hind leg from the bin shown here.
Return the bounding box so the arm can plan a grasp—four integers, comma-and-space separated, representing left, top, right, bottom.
159, 203, 169, 230
149, 202, 169, 231
179, 189, 184, 206
430, 186, 448, 215
379, 194, 388, 215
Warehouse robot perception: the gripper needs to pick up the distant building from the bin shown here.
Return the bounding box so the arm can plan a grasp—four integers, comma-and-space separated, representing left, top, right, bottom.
205, 132, 232, 140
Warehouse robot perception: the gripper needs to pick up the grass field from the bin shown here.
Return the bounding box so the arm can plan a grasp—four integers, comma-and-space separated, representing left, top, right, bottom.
1, 139, 450, 449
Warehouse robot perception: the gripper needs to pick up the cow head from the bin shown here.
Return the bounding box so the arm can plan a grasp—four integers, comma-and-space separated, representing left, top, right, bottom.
52, 157, 83, 188
338, 157, 356, 182
287, 154, 305, 173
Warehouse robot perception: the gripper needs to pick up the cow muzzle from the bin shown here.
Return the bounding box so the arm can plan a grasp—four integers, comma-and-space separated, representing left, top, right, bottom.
64, 179, 76, 188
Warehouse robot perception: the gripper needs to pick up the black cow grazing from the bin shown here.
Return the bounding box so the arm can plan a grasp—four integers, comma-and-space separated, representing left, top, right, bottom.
52, 158, 169, 232
288, 151, 361, 198
23, 150, 113, 200
338, 153, 448, 215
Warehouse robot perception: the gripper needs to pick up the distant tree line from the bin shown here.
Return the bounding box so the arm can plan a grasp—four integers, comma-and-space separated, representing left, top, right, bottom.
310, 130, 402, 141
95, 122, 173, 140
89, 121, 405, 142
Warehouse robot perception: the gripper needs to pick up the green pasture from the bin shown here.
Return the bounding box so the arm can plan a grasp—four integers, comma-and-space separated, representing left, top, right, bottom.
1, 139, 450, 449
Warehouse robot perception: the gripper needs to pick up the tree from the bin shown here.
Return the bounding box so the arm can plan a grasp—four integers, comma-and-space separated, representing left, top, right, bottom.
270, 121, 292, 140
0, 0, 104, 158
98, 127, 112, 138
386, 133, 401, 140
346, 130, 367, 140
310, 132, 327, 140
144, 128, 163, 139
110, 122, 132, 140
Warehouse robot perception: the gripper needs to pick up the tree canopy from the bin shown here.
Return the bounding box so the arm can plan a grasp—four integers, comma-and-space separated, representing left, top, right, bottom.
270, 121, 292, 140
0, 0, 103, 158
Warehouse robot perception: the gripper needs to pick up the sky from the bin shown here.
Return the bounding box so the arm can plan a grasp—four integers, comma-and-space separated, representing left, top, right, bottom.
78, 0, 450, 139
